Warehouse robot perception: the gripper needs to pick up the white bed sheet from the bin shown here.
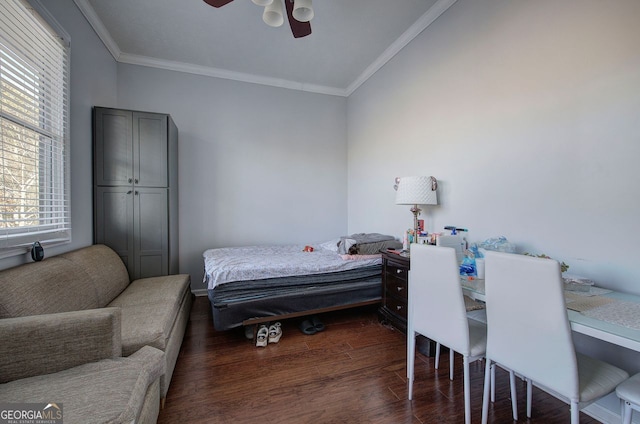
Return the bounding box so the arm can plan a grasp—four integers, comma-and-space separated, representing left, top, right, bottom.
203, 244, 382, 290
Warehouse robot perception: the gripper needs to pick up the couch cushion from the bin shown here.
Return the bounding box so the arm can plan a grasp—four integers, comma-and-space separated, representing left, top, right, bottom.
0, 257, 100, 318
0, 309, 122, 384
108, 274, 190, 356
0, 346, 163, 424
61, 244, 130, 306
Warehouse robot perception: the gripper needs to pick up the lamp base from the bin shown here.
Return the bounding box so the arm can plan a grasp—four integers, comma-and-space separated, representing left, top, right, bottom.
410, 204, 422, 244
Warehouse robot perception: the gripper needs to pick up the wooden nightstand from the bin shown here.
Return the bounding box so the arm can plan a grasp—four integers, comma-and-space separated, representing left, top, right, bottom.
379, 250, 410, 331
379, 249, 436, 356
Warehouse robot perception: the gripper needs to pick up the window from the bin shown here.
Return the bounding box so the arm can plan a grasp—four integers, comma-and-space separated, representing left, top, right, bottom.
0, 0, 70, 256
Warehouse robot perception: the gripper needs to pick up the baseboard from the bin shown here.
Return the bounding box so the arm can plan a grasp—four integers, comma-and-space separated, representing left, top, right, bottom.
191, 289, 208, 297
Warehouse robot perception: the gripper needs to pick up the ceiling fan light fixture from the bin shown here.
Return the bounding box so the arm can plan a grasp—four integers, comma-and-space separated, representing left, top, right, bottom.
251, 0, 273, 6
263, 0, 284, 27
292, 0, 313, 22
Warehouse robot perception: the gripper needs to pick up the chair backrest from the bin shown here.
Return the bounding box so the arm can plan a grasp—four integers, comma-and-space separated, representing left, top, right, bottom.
409, 244, 471, 355
484, 251, 579, 399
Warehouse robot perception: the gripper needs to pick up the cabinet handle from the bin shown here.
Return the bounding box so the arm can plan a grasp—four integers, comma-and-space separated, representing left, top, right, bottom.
135, 191, 139, 195
134, 179, 138, 184
126, 190, 132, 195
396, 286, 404, 292
128, 178, 132, 183
396, 305, 403, 311
396, 269, 402, 274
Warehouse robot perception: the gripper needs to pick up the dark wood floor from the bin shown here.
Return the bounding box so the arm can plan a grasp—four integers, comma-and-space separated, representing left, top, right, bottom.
158, 296, 600, 423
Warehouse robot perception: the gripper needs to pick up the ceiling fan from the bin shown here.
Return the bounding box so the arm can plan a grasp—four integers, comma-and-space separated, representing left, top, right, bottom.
203, 0, 313, 38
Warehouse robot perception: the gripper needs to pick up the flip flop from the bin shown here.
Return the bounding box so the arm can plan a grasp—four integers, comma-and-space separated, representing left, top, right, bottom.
299, 319, 317, 335
244, 325, 255, 340
311, 315, 325, 332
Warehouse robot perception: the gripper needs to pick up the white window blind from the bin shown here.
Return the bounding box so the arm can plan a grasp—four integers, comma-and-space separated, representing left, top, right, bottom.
0, 0, 70, 255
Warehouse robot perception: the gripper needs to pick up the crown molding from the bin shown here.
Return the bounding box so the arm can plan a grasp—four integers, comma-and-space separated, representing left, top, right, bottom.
345, 0, 458, 96
73, 0, 456, 98
118, 52, 348, 97
73, 0, 121, 60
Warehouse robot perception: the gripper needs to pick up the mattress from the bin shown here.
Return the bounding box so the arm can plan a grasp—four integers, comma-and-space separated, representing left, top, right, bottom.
203, 243, 383, 290
203, 243, 384, 330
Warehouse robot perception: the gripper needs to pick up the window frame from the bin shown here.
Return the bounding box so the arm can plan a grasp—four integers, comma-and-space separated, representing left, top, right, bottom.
0, 0, 71, 258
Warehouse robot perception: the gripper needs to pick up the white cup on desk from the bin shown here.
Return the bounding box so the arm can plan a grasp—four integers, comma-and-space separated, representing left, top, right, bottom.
476, 258, 485, 279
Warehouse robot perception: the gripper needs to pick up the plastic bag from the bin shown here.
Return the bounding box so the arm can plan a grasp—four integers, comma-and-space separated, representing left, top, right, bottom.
459, 253, 477, 277
479, 236, 516, 253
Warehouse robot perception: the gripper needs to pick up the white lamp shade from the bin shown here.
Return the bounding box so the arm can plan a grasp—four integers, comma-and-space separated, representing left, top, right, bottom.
395, 176, 438, 205
263, 0, 284, 27
292, 0, 314, 22
252, 0, 273, 6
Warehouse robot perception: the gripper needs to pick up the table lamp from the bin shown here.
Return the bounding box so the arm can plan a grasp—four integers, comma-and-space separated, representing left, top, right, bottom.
395, 176, 438, 243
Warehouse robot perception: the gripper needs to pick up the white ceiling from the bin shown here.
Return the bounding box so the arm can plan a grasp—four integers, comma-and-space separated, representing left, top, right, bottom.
74, 0, 456, 96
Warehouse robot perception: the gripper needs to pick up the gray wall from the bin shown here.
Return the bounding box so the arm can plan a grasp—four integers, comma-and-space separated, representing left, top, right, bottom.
348, 0, 640, 294
116, 64, 348, 291
7, 0, 638, 308
0, 0, 117, 271
0, 0, 347, 293
346, 0, 640, 418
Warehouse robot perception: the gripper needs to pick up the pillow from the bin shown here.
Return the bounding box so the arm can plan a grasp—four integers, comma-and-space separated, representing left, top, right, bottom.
317, 238, 340, 252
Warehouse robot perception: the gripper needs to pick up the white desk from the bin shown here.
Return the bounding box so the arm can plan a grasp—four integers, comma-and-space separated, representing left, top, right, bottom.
462, 278, 640, 353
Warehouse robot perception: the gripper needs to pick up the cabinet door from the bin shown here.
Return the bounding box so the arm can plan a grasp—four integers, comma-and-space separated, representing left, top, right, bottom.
95, 186, 134, 274
133, 112, 168, 187
133, 187, 168, 278
94, 108, 133, 186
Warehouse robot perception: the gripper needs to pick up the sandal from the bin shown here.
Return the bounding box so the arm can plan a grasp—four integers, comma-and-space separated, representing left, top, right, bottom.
256, 324, 268, 347
299, 319, 317, 335
268, 322, 282, 343
310, 315, 325, 332
244, 325, 255, 340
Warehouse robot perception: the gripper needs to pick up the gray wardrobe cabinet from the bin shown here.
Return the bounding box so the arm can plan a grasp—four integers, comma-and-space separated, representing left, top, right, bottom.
93, 107, 179, 280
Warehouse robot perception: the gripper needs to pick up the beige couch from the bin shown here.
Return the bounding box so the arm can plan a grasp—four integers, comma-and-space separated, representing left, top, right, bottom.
0, 244, 192, 423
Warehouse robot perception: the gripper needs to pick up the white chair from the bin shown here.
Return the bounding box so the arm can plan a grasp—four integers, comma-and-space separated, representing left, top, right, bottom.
617, 373, 640, 424
481, 251, 629, 424
407, 244, 488, 424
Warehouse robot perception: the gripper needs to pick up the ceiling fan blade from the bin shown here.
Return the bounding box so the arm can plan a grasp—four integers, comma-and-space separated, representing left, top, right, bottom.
284, 0, 311, 38
203, 0, 234, 8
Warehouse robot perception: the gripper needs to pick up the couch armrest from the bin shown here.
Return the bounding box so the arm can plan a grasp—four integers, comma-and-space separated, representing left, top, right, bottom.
0, 307, 122, 383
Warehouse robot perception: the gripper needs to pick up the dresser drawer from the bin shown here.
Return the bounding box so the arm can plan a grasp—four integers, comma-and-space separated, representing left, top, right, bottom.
385, 275, 408, 301
385, 262, 408, 281
385, 295, 407, 320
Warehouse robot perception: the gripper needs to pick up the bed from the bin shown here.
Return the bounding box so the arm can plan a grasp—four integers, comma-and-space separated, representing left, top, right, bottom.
203, 234, 402, 330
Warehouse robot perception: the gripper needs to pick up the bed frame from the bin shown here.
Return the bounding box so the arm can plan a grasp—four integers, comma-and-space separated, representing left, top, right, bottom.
242, 299, 380, 326
207, 272, 382, 331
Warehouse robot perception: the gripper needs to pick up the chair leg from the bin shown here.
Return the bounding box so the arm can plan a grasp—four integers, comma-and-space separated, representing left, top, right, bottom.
509, 370, 518, 421
481, 359, 492, 424
407, 331, 415, 400
435, 342, 441, 370
490, 362, 495, 403
450, 349, 455, 380
463, 356, 471, 424
570, 401, 579, 424
406, 327, 413, 379
622, 401, 632, 424
526, 378, 532, 418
